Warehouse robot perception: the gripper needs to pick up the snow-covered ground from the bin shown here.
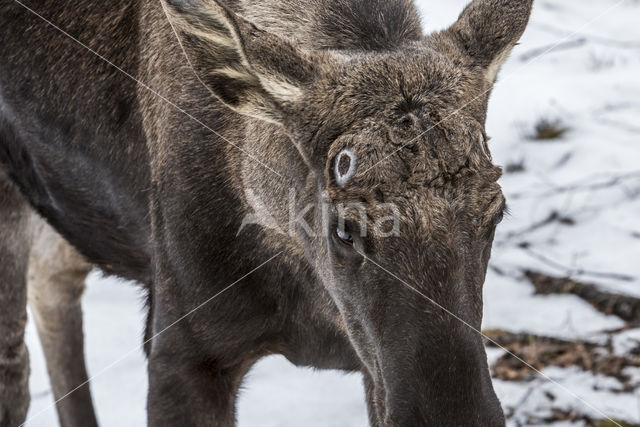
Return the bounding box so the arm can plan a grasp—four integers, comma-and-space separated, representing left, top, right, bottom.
23, 0, 640, 425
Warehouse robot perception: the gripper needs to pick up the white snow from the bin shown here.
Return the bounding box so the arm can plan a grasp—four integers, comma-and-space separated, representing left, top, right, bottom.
23, 0, 640, 425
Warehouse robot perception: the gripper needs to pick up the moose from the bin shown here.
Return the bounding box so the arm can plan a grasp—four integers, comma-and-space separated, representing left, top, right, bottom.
0, 0, 533, 425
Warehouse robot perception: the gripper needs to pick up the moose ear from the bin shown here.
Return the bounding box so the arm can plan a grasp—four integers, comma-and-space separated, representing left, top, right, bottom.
444, 0, 534, 84
161, 0, 315, 124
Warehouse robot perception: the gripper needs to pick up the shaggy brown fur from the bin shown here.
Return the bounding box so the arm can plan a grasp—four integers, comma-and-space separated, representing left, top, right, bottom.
0, 0, 533, 425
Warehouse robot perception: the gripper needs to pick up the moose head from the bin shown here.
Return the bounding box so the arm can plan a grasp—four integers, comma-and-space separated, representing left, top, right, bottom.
162, 0, 533, 424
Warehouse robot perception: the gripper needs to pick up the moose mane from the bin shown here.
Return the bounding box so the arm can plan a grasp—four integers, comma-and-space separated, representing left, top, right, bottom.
235, 0, 423, 51
311, 0, 423, 51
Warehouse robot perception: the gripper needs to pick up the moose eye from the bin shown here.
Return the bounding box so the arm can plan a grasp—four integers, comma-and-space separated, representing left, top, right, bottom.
495, 201, 508, 225
335, 227, 354, 245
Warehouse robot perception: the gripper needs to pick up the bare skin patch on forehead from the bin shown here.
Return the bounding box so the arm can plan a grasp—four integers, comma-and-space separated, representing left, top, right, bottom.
325, 113, 502, 202
337, 152, 351, 176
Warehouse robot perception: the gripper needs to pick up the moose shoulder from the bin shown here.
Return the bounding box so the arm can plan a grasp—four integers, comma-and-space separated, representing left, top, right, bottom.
0, 0, 533, 425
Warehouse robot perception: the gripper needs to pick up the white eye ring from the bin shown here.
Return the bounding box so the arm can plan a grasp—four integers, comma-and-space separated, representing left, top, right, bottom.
334, 148, 357, 186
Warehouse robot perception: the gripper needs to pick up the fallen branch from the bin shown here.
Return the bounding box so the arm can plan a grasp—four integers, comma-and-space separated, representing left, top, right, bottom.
524, 407, 639, 427
484, 329, 640, 386
518, 38, 588, 62
510, 171, 640, 200
524, 270, 640, 322
529, 22, 640, 49
519, 246, 636, 282
495, 211, 574, 245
